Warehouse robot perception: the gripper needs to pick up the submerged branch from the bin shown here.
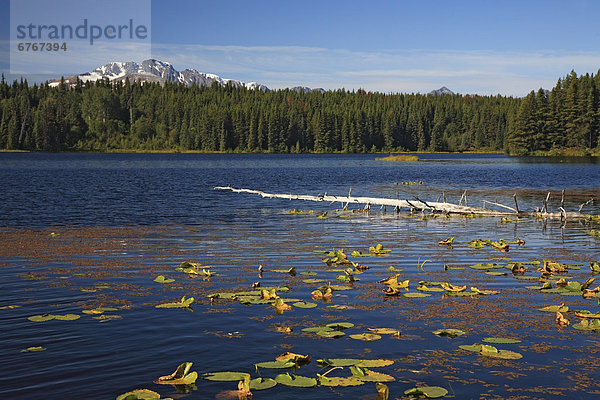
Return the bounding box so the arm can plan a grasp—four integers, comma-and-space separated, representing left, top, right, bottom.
214, 186, 595, 220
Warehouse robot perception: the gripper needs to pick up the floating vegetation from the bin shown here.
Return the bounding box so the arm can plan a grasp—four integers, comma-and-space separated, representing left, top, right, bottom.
155, 296, 195, 309
573, 318, 600, 331
274, 373, 317, 387
587, 229, 600, 237
349, 333, 382, 341
21, 346, 46, 353
153, 275, 175, 284
27, 313, 80, 322
482, 337, 521, 344
405, 386, 448, 398
396, 180, 424, 185
437, 237, 454, 246
432, 328, 466, 338
459, 343, 523, 359
369, 243, 392, 255
115, 389, 166, 400
375, 154, 419, 161
154, 362, 198, 385
176, 261, 213, 277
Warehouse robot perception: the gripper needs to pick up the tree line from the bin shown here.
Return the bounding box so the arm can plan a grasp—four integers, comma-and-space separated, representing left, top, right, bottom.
0, 70, 598, 154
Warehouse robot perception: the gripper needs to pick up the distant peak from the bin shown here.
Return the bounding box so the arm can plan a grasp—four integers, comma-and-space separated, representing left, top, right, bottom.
429, 86, 454, 95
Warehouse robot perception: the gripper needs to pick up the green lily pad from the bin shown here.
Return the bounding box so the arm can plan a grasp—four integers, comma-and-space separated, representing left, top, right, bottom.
513, 276, 539, 280
116, 389, 162, 400
54, 314, 80, 321
28, 314, 55, 322
432, 328, 466, 338
318, 375, 364, 387
349, 333, 381, 341
156, 296, 194, 309
302, 326, 333, 333
573, 318, 600, 331
538, 304, 569, 313
318, 358, 361, 367
403, 292, 431, 298
300, 271, 318, 276
469, 263, 502, 270
249, 377, 277, 390
417, 285, 445, 292
329, 285, 353, 291
326, 322, 354, 330
349, 366, 395, 382
153, 275, 175, 284
443, 291, 476, 297
202, 371, 251, 382
255, 360, 296, 369
274, 373, 317, 388
356, 359, 394, 368
293, 301, 318, 308
485, 271, 508, 276
405, 386, 448, 398
302, 279, 324, 284
21, 346, 46, 353
154, 362, 198, 385
482, 337, 522, 344
317, 330, 346, 338
459, 344, 522, 359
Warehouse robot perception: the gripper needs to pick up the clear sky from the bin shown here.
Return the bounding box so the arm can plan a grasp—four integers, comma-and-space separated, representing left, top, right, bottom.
3, 0, 600, 96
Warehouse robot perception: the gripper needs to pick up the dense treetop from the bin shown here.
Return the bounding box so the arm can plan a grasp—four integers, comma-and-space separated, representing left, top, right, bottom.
0, 70, 598, 154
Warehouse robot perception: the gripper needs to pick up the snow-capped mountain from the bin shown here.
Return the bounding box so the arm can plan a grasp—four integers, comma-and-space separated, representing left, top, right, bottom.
49, 59, 269, 90
429, 86, 455, 95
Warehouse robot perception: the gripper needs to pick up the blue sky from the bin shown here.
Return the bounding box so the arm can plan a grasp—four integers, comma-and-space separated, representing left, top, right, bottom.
3, 0, 600, 96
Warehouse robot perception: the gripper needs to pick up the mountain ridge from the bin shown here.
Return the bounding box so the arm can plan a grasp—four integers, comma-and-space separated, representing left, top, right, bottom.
49, 59, 270, 90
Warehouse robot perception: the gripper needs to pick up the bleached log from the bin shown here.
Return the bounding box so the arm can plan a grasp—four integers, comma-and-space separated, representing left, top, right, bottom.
214, 186, 596, 220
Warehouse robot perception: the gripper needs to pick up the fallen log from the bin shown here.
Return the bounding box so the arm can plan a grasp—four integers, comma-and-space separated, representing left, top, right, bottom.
214, 186, 596, 221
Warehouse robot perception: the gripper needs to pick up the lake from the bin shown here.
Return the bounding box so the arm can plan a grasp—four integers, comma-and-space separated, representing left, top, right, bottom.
1, 153, 600, 399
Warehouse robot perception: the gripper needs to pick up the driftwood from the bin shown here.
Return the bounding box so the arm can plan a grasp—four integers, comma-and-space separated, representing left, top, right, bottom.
214, 186, 596, 221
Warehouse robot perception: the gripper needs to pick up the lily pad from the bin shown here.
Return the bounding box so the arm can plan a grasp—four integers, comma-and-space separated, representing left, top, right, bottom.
356, 359, 394, 368
274, 373, 317, 388
349, 333, 381, 341
326, 322, 354, 330
116, 389, 163, 400
317, 330, 346, 338
54, 314, 80, 321
154, 362, 198, 385
21, 346, 46, 352
302, 279, 324, 284
318, 358, 362, 367
249, 377, 277, 390
405, 386, 448, 398
349, 366, 395, 382
156, 296, 194, 309
367, 328, 399, 335
302, 326, 333, 333
153, 275, 175, 284
573, 318, 600, 331
202, 371, 251, 382
255, 360, 297, 369
432, 328, 465, 338
318, 375, 364, 387
459, 343, 523, 359
293, 301, 317, 308
300, 271, 318, 276
28, 314, 55, 322
538, 304, 569, 313
482, 337, 521, 344
403, 292, 431, 298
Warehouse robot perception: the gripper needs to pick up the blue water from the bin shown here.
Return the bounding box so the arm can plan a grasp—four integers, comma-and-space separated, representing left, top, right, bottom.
1, 153, 600, 399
